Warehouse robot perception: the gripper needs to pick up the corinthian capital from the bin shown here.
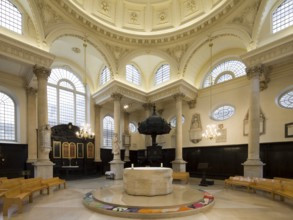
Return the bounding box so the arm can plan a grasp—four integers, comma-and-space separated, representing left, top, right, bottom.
33, 65, 51, 80
246, 64, 264, 79
173, 93, 185, 101
246, 64, 270, 91
111, 92, 123, 101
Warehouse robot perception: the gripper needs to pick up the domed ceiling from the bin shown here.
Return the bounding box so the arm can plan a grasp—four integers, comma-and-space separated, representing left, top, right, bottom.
68, 0, 231, 36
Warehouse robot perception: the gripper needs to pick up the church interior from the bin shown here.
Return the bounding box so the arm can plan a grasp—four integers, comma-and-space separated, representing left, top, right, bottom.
0, 0, 293, 219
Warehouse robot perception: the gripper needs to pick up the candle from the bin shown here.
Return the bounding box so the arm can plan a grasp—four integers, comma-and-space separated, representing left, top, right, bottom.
131, 163, 134, 168
160, 163, 163, 167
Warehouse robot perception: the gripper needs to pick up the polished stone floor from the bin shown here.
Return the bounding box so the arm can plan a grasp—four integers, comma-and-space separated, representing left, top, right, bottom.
1, 177, 293, 220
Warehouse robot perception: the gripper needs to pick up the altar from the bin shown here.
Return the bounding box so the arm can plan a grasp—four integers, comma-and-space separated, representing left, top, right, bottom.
123, 167, 173, 196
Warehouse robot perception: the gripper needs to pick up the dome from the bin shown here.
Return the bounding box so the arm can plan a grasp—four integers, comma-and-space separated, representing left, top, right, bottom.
67, 0, 234, 37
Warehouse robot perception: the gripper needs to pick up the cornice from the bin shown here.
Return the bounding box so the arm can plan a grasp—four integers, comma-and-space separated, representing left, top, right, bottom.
241, 34, 293, 67
147, 79, 198, 103
92, 79, 198, 106
92, 80, 147, 105
50, 0, 241, 46
0, 33, 55, 68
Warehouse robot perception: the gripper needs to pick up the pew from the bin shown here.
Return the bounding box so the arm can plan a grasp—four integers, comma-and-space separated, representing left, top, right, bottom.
172, 172, 190, 184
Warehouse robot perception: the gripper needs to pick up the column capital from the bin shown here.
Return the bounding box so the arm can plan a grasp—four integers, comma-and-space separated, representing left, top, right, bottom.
187, 99, 197, 109
33, 65, 51, 80
173, 93, 185, 101
246, 64, 270, 91
246, 64, 264, 79
111, 92, 123, 101
26, 87, 37, 95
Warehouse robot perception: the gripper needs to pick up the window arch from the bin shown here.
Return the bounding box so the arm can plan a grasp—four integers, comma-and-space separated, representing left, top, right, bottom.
126, 64, 141, 85
203, 60, 246, 88
154, 64, 170, 85
0, 0, 22, 34
170, 115, 185, 128
278, 88, 293, 109
272, 0, 293, 33
100, 66, 111, 85
212, 105, 235, 121
0, 91, 16, 141
103, 116, 114, 148
47, 68, 86, 126
129, 122, 137, 133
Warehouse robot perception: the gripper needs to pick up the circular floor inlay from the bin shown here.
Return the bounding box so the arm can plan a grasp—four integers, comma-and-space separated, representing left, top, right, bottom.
83, 184, 214, 218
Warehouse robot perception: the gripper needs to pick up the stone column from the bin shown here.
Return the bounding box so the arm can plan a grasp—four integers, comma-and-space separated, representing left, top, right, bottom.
242, 64, 268, 177
26, 87, 38, 163
123, 112, 130, 162
172, 93, 187, 172
94, 105, 101, 162
33, 65, 54, 178
110, 93, 124, 179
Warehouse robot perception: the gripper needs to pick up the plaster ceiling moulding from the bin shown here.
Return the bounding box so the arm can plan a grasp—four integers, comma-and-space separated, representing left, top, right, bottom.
180, 0, 205, 24
91, 0, 116, 24
123, 2, 146, 31
151, 2, 173, 31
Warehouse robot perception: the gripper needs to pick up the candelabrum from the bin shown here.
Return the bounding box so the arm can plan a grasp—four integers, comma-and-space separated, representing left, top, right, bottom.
76, 123, 95, 139
202, 124, 221, 140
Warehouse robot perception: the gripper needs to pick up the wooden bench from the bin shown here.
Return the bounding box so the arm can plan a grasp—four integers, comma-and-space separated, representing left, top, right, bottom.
274, 181, 293, 201
0, 177, 8, 184
250, 178, 281, 198
41, 177, 66, 194
224, 176, 253, 192
20, 178, 49, 202
172, 172, 190, 184
2, 187, 31, 216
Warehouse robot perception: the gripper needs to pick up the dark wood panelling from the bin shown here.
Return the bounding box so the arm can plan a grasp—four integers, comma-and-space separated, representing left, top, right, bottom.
0, 143, 28, 178
261, 142, 293, 179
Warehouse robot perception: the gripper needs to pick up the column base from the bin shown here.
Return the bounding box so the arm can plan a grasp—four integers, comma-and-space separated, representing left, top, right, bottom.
26, 158, 37, 163
171, 159, 187, 172
109, 159, 125, 180
33, 160, 55, 179
242, 159, 265, 178
124, 156, 130, 162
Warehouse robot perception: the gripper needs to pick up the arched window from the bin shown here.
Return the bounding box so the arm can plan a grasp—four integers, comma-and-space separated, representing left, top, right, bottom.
212, 105, 235, 121
203, 60, 246, 88
103, 116, 114, 148
100, 66, 111, 85
47, 68, 86, 126
126, 64, 141, 85
170, 115, 185, 128
0, 0, 22, 34
155, 64, 170, 85
0, 91, 15, 141
129, 122, 137, 133
272, 0, 293, 33
278, 88, 293, 109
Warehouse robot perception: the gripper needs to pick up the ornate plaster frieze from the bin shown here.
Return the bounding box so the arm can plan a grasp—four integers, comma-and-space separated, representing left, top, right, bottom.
92, 80, 147, 105
92, 79, 197, 106
166, 44, 189, 64
36, 0, 64, 28
0, 34, 54, 68
147, 79, 198, 103
49, 0, 241, 46
231, 0, 261, 33
241, 35, 293, 67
